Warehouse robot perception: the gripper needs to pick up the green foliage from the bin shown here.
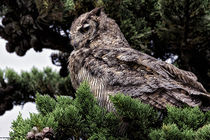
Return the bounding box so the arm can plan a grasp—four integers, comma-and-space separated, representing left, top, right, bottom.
74, 81, 97, 115
158, 0, 209, 48
149, 106, 210, 140
10, 82, 157, 139
205, 111, 210, 123
157, 0, 210, 90
10, 82, 210, 139
0, 2, 7, 16
164, 106, 206, 130
196, 124, 210, 140
62, 0, 75, 11
149, 123, 210, 140
110, 94, 158, 139
0, 67, 74, 104
149, 123, 195, 140
35, 93, 56, 115
9, 114, 32, 140
28, 113, 58, 131
5, 69, 21, 85
103, 0, 160, 52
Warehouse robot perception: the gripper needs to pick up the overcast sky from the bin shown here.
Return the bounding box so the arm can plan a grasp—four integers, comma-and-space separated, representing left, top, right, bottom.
0, 38, 60, 137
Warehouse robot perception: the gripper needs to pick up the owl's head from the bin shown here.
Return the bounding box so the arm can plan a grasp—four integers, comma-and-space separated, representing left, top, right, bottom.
70, 8, 108, 50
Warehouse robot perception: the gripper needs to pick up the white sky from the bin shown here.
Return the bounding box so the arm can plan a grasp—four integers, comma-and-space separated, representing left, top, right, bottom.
0, 38, 60, 137
0, 39, 59, 73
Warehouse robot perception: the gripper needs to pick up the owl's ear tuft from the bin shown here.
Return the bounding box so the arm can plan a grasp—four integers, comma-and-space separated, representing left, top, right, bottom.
89, 7, 103, 17
89, 7, 107, 31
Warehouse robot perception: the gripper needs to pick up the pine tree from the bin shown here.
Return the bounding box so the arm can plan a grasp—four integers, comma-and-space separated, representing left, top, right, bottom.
156, 0, 210, 90
10, 82, 210, 140
1, 1, 210, 138
0, 67, 74, 115
103, 0, 160, 53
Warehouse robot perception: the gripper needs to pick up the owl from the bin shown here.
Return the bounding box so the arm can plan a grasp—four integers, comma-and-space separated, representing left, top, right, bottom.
68, 8, 210, 111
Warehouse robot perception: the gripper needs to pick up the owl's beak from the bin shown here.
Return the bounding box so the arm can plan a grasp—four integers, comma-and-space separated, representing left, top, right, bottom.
71, 41, 76, 49
70, 38, 78, 50
69, 32, 72, 41
69, 32, 75, 49
69, 32, 80, 49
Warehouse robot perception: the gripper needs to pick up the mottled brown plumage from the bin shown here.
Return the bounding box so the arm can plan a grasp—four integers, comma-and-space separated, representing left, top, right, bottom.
68, 8, 210, 111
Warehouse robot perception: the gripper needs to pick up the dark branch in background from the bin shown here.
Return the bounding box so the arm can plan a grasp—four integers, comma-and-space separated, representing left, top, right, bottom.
0, 0, 74, 77
0, 86, 15, 115
51, 52, 70, 77
0, 0, 72, 53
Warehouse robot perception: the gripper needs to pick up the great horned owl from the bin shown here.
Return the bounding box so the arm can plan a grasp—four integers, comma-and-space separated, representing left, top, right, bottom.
68, 8, 210, 111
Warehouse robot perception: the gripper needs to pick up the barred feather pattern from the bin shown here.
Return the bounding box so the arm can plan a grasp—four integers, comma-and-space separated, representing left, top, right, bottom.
68, 8, 210, 111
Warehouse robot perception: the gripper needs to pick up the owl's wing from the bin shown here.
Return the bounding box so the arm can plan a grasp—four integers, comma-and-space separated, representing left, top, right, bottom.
92, 47, 210, 110
116, 48, 206, 92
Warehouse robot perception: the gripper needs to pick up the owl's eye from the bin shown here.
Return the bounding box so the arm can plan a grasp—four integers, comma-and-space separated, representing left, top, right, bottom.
80, 23, 90, 34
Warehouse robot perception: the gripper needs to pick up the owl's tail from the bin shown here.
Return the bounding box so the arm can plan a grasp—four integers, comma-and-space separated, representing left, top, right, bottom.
136, 89, 210, 112
168, 90, 210, 111
196, 92, 210, 111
